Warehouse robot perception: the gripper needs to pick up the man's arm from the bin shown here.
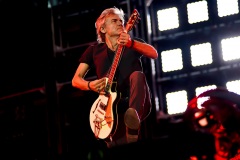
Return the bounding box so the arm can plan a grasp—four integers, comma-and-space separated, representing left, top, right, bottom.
72, 63, 91, 91
131, 39, 158, 59
72, 63, 106, 93
118, 32, 158, 59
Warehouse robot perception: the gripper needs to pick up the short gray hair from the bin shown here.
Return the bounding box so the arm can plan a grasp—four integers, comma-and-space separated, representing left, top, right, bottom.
95, 7, 125, 43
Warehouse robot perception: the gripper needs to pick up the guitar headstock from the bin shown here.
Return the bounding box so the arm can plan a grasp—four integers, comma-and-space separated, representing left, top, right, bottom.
125, 9, 140, 33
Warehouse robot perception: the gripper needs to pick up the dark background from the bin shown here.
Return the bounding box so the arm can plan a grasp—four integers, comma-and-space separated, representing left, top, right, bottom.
1, 0, 239, 159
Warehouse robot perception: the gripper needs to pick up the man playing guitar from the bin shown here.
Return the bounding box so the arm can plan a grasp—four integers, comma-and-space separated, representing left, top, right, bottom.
72, 7, 158, 148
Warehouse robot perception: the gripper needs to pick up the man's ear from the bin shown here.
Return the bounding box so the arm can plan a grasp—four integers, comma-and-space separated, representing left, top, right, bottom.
100, 27, 106, 33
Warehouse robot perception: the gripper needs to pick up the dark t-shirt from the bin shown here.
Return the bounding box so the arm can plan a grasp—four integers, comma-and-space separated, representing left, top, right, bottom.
79, 38, 144, 96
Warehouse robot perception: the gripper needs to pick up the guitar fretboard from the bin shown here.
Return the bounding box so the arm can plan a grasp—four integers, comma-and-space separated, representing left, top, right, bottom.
107, 45, 124, 86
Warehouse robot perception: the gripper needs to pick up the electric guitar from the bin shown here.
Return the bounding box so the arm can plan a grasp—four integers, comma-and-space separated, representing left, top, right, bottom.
89, 9, 140, 140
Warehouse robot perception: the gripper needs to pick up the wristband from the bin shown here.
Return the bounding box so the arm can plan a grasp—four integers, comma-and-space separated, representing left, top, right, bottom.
88, 81, 93, 91
130, 39, 134, 48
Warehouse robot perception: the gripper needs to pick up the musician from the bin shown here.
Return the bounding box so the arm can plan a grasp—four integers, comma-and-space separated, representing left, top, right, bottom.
72, 7, 158, 148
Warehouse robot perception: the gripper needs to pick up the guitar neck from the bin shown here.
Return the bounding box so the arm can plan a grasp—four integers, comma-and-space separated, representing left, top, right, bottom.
107, 45, 125, 87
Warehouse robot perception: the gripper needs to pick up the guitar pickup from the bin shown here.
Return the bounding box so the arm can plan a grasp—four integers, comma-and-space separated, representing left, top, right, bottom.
99, 102, 107, 110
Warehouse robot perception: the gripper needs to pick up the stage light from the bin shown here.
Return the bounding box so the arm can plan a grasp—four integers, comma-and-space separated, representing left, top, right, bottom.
161, 48, 183, 72
151, 59, 156, 76
190, 42, 213, 67
147, 14, 152, 34
157, 7, 179, 31
166, 90, 188, 115
196, 85, 217, 97
221, 36, 240, 61
187, 0, 209, 24
226, 80, 240, 94
195, 85, 217, 109
155, 97, 160, 111
217, 0, 239, 17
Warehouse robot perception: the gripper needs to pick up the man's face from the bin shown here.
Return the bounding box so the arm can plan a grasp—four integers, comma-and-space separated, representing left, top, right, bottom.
103, 14, 124, 37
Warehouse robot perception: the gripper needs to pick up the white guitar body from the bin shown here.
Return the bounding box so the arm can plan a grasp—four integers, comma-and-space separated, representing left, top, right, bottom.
89, 90, 118, 139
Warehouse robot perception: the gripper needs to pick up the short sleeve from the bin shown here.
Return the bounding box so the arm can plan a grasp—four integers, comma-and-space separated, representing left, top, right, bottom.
79, 45, 94, 65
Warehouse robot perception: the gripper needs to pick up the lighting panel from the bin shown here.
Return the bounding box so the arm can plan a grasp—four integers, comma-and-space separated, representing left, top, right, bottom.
187, 0, 209, 24
157, 7, 179, 31
195, 85, 217, 109
221, 36, 240, 61
166, 90, 188, 115
226, 80, 240, 94
217, 0, 239, 17
161, 48, 183, 72
190, 42, 213, 67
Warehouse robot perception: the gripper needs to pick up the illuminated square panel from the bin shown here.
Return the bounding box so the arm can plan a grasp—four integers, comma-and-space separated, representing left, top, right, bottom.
195, 85, 217, 109
217, 0, 239, 17
161, 48, 183, 72
226, 80, 240, 94
187, 0, 209, 24
166, 90, 188, 115
190, 42, 213, 67
221, 36, 240, 61
157, 7, 179, 31
195, 85, 217, 96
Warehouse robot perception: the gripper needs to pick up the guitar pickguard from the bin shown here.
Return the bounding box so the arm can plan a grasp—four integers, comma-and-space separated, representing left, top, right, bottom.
89, 92, 117, 139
